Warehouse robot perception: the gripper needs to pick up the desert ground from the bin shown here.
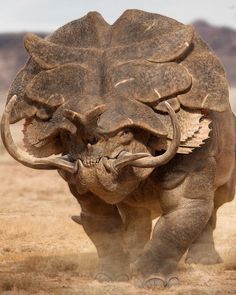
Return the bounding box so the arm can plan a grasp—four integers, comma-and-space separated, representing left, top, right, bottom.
0, 91, 236, 294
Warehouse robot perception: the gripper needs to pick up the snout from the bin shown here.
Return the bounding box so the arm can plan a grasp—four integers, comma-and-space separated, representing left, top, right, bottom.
77, 150, 150, 174
74, 151, 154, 204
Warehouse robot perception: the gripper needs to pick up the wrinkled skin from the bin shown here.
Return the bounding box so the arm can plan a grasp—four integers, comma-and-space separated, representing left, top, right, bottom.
62, 129, 154, 203
59, 110, 236, 288
1, 10, 236, 290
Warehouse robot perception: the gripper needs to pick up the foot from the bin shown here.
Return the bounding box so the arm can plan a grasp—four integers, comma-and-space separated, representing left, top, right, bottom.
133, 274, 179, 289
185, 243, 223, 265
131, 255, 179, 289
95, 255, 130, 282
95, 272, 130, 282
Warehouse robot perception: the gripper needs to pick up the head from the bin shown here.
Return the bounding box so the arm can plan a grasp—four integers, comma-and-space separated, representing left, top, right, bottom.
1, 96, 180, 204
2, 11, 189, 204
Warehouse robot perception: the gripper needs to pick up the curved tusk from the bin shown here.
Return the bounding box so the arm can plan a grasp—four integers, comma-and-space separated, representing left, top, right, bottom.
129, 102, 181, 168
112, 151, 150, 172
1, 95, 76, 173
112, 102, 181, 169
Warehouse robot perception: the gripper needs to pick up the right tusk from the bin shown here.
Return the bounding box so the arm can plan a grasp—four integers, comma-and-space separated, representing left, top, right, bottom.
110, 102, 181, 169
113, 151, 150, 172
129, 102, 180, 168
1, 95, 76, 173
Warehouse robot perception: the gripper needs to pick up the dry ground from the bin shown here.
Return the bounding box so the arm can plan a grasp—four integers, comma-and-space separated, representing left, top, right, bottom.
0, 92, 236, 294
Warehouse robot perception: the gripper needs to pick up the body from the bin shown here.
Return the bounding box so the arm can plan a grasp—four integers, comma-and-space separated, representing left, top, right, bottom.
63, 109, 236, 287
1, 10, 235, 289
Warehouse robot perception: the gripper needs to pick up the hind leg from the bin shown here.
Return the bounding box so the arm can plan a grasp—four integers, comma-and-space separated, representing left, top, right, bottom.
185, 209, 222, 264
186, 173, 235, 265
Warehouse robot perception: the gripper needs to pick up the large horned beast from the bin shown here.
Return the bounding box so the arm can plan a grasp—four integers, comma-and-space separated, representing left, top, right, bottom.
1, 10, 236, 288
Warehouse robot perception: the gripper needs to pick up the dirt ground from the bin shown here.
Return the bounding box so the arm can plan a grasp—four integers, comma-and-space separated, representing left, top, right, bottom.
0, 93, 236, 294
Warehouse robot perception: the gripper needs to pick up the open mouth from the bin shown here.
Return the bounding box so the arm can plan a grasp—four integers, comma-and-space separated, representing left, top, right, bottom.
75, 149, 126, 169
76, 150, 150, 175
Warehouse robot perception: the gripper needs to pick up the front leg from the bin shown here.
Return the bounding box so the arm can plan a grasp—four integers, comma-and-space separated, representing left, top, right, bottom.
69, 185, 130, 282
117, 203, 152, 262
132, 158, 215, 288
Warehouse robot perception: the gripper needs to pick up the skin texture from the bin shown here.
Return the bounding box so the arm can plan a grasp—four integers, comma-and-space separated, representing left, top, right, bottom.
1, 10, 235, 289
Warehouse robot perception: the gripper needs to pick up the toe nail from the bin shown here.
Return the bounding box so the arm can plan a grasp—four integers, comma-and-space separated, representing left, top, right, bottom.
167, 277, 179, 287
145, 278, 165, 289
95, 273, 112, 282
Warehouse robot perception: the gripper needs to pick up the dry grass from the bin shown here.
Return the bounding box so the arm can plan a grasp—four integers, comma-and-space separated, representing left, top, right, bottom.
0, 93, 236, 294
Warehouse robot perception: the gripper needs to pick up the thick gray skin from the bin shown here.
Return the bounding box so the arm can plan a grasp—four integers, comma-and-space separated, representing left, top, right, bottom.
62, 109, 236, 288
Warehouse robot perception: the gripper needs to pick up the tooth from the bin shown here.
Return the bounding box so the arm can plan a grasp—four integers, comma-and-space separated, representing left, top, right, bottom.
102, 158, 118, 175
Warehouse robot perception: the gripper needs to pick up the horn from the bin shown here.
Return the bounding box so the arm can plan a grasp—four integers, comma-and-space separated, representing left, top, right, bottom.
63, 109, 86, 127
113, 102, 181, 169
24, 33, 98, 70
63, 105, 107, 131
1, 95, 76, 173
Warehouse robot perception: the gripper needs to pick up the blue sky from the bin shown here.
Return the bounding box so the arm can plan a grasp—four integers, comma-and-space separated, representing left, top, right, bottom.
0, 0, 236, 32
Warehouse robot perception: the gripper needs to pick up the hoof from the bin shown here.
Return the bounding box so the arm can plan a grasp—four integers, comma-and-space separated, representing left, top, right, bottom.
116, 274, 130, 282
186, 242, 223, 265
71, 215, 82, 225
95, 273, 113, 282
144, 277, 165, 289
133, 274, 179, 289
167, 277, 179, 287
144, 276, 179, 289
95, 272, 130, 283
185, 252, 223, 265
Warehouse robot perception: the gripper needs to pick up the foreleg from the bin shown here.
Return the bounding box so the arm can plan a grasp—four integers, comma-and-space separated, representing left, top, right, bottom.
69, 185, 129, 282
132, 158, 216, 288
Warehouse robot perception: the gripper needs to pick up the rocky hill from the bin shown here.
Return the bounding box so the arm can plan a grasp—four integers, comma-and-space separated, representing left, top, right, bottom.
0, 32, 46, 95
0, 21, 235, 96
193, 21, 236, 86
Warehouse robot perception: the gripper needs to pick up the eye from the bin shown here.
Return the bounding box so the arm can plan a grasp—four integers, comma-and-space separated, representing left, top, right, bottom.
119, 129, 132, 137
87, 136, 98, 145
118, 129, 133, 144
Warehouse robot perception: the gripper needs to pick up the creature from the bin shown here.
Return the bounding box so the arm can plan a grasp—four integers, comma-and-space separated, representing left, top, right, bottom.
1, 9, 235, 289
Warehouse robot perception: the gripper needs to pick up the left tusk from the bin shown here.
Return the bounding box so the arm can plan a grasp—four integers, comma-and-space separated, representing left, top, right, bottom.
1, 95, 76, 173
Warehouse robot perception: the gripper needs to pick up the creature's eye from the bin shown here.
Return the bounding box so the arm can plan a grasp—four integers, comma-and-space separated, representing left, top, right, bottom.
118, 129, 133, 144
87, 136, 98, 145
119, 129, 132, 137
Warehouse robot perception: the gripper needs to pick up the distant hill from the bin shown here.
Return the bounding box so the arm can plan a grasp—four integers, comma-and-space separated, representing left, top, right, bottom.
193, 20, 236, 86
0, 32, 46, 95
0, 21, 235, 96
